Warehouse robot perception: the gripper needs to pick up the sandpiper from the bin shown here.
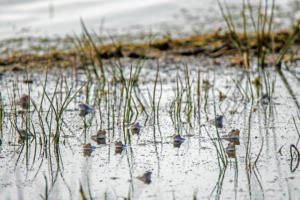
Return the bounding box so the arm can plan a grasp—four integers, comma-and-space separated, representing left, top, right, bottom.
19, 129, 33, 139
261, 94, 270, 105
82, 143, 95, 150
227, 129, 240, 139
173, 134, 185, 142
137, 172, 152, 184
78, 104, 95, 112
129, 123, 142, 130
208, 115, 224, 128
114, 141, 125, 148
91, 130, 106, 139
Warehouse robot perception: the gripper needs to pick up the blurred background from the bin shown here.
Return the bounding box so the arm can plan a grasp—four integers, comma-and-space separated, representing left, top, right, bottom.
0, 0, 299, 41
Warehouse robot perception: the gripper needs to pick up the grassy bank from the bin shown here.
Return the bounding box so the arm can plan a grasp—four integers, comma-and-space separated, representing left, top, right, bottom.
0, 26, 300, 72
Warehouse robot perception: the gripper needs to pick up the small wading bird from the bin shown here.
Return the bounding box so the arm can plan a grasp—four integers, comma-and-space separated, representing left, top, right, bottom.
19, 129, 33, 139
129, 123, 142, 130
201, 115, 224, 128
223, 129, 240, 139
78, 104, 95, 112
114, 141, 126, 154
16, 95, 30, 110
78, 104, 95, 116
173, 134, 185, 142
114, 141, 125, 148
136, 172, 152, 184
129, 123, 142, 134
82, 143, 95, 157
209, 115, 224, 127
90, 130, 106, 140
82, 143, 95, 150
261, 94, 270, 105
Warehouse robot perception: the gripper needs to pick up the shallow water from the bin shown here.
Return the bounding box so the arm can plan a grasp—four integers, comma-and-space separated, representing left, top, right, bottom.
0, 0, 297, 41
0, 58, 300, 199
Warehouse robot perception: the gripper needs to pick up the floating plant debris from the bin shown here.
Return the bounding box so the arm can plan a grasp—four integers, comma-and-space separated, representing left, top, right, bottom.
229, 110, 237, 115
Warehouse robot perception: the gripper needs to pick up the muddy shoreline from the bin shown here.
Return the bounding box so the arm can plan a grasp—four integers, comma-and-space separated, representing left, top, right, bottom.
1, 28, 300, 73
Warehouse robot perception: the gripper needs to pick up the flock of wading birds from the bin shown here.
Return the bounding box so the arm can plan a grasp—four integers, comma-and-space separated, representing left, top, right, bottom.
14, 94, 241, 159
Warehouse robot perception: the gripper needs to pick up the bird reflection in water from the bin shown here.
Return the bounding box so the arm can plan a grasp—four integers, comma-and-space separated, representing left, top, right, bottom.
173, 141, 183, 148
115, 147, 124, 154
94, 138, 106, 145
131, 128, 140, 135
78, 110, 93, 117
83, 149, 93, 157
225, 143, 236, 158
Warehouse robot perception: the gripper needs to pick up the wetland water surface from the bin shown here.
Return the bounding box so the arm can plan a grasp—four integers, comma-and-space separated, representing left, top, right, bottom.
0, 58, 300, 199
0, 0, 296, 40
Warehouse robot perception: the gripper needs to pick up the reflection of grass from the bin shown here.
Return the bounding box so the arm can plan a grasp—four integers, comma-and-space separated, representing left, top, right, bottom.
211, 167, 227, 199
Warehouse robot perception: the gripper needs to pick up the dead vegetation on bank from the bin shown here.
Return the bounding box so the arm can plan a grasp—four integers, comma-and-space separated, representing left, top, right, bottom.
1, 26, 300, 72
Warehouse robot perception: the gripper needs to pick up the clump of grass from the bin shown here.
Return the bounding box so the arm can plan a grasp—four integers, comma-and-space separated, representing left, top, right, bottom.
217, 0, 299, 69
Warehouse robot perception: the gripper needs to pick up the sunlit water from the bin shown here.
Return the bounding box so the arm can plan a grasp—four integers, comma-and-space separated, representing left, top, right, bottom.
0, 0, 297, 41
0, 58, 300, 199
